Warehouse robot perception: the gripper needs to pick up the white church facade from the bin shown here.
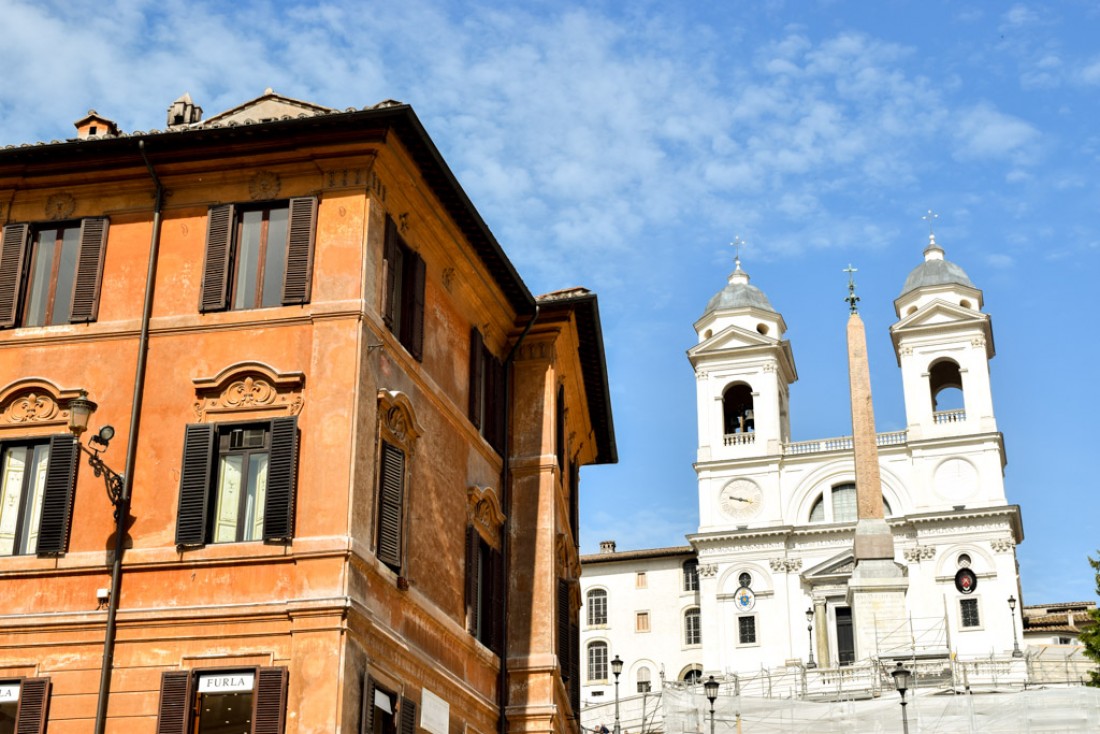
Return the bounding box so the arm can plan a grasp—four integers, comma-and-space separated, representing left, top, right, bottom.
579, 236, 1026, 700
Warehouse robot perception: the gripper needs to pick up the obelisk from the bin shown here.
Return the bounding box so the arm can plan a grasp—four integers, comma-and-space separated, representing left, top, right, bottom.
842, 266, 907, 661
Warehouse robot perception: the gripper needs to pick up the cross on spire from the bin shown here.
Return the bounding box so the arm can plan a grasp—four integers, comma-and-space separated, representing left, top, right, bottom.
844, 264, 860, 314
730, 235, 746, 268
922, 209, 939, 238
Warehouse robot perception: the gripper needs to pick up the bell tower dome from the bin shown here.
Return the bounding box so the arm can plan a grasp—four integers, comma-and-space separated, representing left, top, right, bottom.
890, 232, 996, 439
689, 255, 797, 462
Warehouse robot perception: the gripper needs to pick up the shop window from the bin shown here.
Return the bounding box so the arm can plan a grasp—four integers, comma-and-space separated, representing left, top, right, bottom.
156, 667, 288, 734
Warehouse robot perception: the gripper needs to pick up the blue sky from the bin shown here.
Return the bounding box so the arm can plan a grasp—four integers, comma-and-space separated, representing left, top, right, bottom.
2, 0, 1097, 603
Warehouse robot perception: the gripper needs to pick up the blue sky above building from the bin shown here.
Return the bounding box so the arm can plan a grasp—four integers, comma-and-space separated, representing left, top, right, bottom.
1, 0, 1096, 603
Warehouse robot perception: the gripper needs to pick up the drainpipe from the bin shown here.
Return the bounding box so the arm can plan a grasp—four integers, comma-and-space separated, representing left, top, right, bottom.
93, 140, 164, 734
498, 304, 539, 734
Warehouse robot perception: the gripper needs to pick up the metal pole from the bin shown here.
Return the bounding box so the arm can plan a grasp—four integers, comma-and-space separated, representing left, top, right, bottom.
613, 673, 620, 734
900, 693, 910, 734
807, 622, 816, 669
709, 698, 716, 734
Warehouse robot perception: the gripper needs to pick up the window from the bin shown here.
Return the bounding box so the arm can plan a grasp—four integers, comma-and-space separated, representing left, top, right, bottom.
468, 329, 505, 452
636, 611, 650, 633
174, 418, 300, 547
376, 441, 407, 573
636, 571, 647, 589
466, 526, 503, 651
361, 678, 416, 734
636, 667, 651, 693
809, 484, 892, 523
738, 616, 757, 644
722, 383, 754, 434
738, 572, 752, 589
960, 598, 981, 628
587, 588, 607, 626
0, 219, 109, 328
557, 578, 580, 710
382, 215, 426, 361
0, 435, 78, 556
0, 678, 50, 733
199, 198, 317, 312
684, 607, 701, 646
682, 668, 702, 683
683, 560, 699, 591
587, 641, 608, 681
930, 358, 965, 413
155, 667, 289, 734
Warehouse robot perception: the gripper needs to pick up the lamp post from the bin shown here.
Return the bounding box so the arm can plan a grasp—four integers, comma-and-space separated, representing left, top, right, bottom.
805, 607, 817, 669
1008, 595, 1023, 658
704, 675, 719, 734
891, 662, 911, 734
611, 655, 623, 734
67, 393, 128, 734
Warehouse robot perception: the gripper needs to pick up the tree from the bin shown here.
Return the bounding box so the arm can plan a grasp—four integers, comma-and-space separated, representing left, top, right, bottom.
1080, 552, 1100, 687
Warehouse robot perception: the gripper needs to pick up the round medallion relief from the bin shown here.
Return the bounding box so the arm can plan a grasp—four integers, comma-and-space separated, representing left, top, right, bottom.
935, 458, 978, 501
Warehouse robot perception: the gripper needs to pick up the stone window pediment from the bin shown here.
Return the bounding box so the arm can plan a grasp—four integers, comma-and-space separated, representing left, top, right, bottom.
192, 361, 304, 422
0, 378, 85, 433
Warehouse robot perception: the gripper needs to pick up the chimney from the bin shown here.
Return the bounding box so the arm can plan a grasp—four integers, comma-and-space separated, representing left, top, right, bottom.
73, 110, 119, 140
599, 540, 616, 554
166, 92, 203, 129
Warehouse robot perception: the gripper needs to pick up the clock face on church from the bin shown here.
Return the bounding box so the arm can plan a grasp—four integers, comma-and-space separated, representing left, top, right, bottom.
719, 479, 763, 521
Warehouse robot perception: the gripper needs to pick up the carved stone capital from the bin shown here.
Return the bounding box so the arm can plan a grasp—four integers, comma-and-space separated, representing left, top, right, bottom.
769, 557, 802, 573
903, 545, 937, 563
698, 564, 718, 578
990, 537, 1016, 553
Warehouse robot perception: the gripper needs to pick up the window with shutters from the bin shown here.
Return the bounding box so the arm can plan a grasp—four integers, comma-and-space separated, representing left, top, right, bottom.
175, 417, 299, 547
683, 559, 699, 592
374, 391, 422, 576
467, 328, 506, 452
0, 435, 78, 556
155, 667, 288, 734
360, 679, 417, 734
199, 198, 317, 313
382, 216, 426, 361
0, 219, 109, 329
0, 677, 50, 734
465, 487, 505, 652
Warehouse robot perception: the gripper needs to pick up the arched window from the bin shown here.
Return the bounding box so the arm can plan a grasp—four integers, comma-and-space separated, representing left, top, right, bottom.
722, 383, 755, 434
682, 667, 702, 683
683, 559, 699, 592
586, 589, 607, 626
637, 666, 652, 693
684, 607, 701, 646
587, 641, 608, 681
809, 484, 893, 523
929, 359, 964, 415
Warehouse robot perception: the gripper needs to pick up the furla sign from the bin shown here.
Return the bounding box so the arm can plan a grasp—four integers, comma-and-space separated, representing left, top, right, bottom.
0, 684, 19, 702
198, 672, 255, 693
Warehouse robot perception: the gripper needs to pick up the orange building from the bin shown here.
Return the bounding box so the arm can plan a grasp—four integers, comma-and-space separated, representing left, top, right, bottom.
0, 91, 615, 734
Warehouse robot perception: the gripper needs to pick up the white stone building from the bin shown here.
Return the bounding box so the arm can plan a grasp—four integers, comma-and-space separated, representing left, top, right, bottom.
580, 237, 1027, 699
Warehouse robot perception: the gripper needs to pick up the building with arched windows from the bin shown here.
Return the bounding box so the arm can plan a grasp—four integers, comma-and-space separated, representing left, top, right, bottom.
579, 236, 1029, 700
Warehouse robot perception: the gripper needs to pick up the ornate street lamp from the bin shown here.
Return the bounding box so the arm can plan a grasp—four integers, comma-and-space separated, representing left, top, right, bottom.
805, 607, 817, 669
611, 655, 623, 734
1008, 596, 1024, 658
891, 662, 911, 734
704, 675, 719, 734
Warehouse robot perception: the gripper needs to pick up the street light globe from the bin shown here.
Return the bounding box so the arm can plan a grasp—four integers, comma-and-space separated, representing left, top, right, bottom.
891, 662, 912, 694
611, 655, 623, 678
704, 675, 719, 703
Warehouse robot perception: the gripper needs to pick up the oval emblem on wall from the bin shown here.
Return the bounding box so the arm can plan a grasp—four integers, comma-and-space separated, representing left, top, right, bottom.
955, 568, 977, 594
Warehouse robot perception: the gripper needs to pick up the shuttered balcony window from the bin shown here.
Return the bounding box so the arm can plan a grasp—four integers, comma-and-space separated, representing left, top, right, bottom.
375, 441, 406, 573
0, 219, 109, 329
199, 198, 317, 313
175, 418, 299, 547
382, 216, 425, 361
0, 435, 78, 556
467, 329, 506, 453
465, 525, 503, 652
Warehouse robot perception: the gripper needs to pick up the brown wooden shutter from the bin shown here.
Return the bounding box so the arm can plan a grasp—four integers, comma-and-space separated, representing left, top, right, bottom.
568, 623, 580, 713
487, 355, 506, 453
360, 676, 376, 734
35, 434, 79, 554
155, 671, 192, 734
406, 251, 426, 361
376, 442, 405, 570
175, 424, 215, 546
281, 197, 317, 305
557, 579, 570, 675
252, 667, 289, 734
262, 416, 299, 541
399, 696, 417, 734
464, 526, 479, 635
69, 217, 109, 322
200, 204, 235, 312
14, 677, 49, 734
0, 223, 30, 328
468, 329, 484, 429
488, 546, 504, 654
382, 217, 399, 329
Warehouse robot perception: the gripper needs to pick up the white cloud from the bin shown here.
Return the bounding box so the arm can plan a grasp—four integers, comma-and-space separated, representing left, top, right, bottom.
951, 104, 1039, 161
1081, 59, 1100, 85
